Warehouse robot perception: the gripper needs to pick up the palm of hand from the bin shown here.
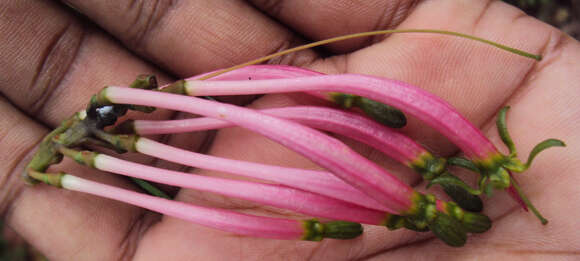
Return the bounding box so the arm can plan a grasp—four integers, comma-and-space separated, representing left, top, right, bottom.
1, 0, 579, 260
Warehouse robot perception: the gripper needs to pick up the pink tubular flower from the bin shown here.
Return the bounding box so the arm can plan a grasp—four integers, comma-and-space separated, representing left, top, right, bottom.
52, 173, 363, 241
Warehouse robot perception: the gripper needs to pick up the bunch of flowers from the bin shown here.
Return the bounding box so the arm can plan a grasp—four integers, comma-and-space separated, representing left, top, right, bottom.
24, 30, 564, 247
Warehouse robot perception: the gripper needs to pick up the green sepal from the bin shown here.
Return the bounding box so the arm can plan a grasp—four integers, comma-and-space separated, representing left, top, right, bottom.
427, 172, 483, 212
384, 215, 429, 232
410, 154, 446, 180
403, 220, 430, 232
301, 219, 325, 241
488, 167, 510, 190
447, 157, 480, 173
329, 93, 357, 108
384, 215, 406, 230
427, 173, 480, 195
461, 212, 491, 233
429, 213, 467, 247
496, 106, 565, 173
524, 139, 566, 169
496, 106, 517, 155
353, 97, 407, 128
322, 221, 363, 239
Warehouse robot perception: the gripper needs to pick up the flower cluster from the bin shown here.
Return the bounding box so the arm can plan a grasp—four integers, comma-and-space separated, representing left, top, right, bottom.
24, 30, 563, 247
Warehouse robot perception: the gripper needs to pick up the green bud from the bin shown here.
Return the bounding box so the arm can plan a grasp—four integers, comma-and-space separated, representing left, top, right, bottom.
442, 184, 483, 212
428, 172, 484, 212
461, 212, 492, 233
429, 213, 467, 247
354, 97, 406, 128
322, 221, 363, 239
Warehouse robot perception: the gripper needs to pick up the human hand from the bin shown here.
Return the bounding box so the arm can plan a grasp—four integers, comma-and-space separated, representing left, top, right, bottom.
1, 0, 579, 260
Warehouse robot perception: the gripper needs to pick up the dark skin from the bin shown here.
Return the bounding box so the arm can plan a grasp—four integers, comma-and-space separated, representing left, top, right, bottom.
1, 0, 579, 259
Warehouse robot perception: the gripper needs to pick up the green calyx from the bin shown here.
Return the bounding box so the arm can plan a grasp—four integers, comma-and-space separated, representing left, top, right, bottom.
459, 106, 565, 224
301, 219, 363, 241
495, 106, 566, 175
386, 193, 491, 247
328, 93, 407, 128
401, 193, 439, 231
412, 154, 483, 212
428, 173, 484, 212
410, 153, 446, 180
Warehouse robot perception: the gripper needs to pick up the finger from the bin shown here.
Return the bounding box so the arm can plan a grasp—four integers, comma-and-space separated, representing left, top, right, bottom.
248, 0, 418, 53
307, 0, 555, 156
61, 0, 318, 77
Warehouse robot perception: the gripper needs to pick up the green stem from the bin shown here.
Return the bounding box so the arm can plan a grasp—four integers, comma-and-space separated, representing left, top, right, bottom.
510, 178, 548, 225
199, 29, 542, 80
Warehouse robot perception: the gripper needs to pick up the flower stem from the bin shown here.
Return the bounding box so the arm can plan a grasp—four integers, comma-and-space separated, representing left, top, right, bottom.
509, 177, 548, 225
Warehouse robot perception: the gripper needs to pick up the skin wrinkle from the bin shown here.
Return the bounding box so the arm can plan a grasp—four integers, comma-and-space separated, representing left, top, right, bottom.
256, 0, 285, 18
123, 0, 178, 52
471, 0, 493, 31
366, 0, 405, 46
265, 34, 317, 68
116, 211, 158, 261
26, 22, 85, 117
